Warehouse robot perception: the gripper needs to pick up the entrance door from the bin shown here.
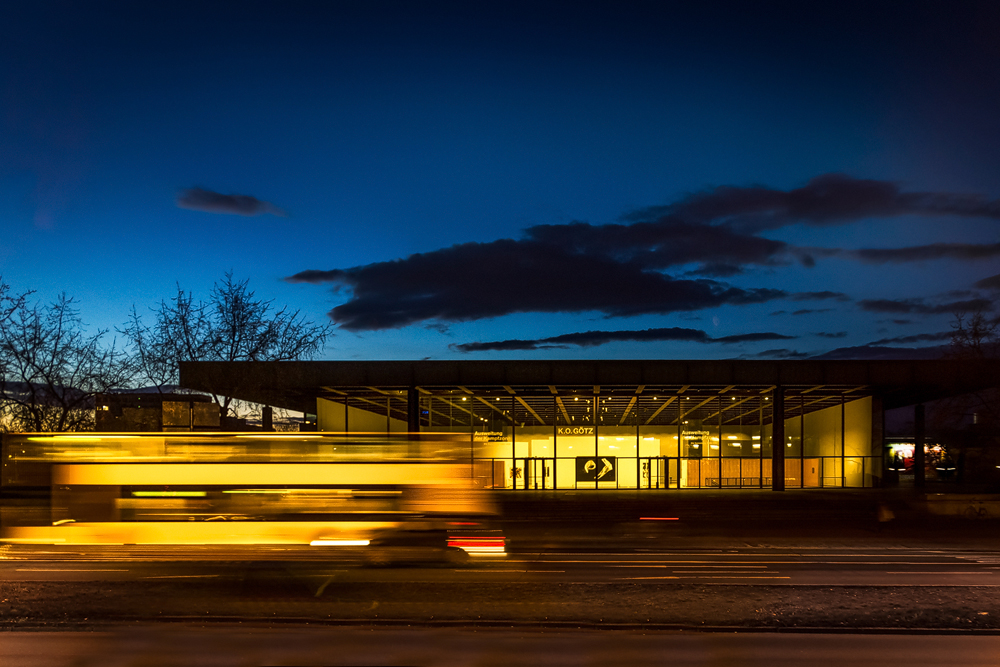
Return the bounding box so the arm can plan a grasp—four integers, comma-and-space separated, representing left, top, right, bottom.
518, 457, 554, 490
642, 457, 678, 489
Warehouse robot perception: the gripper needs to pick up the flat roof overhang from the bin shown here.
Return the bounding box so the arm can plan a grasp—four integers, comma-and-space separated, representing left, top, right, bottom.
179, 359, 1000, 416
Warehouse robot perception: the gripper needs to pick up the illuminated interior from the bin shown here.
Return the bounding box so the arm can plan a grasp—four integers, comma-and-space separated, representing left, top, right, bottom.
315, 387, 880, 490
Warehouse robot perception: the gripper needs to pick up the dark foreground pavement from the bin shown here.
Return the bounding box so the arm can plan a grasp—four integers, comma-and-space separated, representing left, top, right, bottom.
5, 626, 1000, 667
496, 487, 1000, 551
3, 486, 1000, 640
0, 491, 1000, 667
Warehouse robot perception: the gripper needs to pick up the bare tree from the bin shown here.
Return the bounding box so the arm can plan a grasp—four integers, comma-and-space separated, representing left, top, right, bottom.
122, 273, 333, 417
0, 288, 132, 432
121, 285, 213, 391
948, 311, 1000, 361
938, 311, 1000, 432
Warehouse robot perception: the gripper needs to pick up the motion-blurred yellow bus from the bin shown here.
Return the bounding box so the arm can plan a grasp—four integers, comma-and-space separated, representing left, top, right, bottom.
1, 432, 504, 560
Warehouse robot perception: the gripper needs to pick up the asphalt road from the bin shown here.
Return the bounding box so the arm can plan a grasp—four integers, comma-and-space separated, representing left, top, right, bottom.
3, 544, 1000, 587
5, 489, 1000, 637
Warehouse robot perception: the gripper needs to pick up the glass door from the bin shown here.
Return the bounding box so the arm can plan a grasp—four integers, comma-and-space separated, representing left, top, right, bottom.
518, 457, 554, 490
641, 457, 678, 489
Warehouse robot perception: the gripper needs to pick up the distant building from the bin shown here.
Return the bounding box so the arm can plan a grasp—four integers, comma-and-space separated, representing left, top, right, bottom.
95, 393, 219, 432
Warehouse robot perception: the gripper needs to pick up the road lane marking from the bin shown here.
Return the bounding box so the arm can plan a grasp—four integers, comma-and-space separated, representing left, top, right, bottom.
536, 552, 966, 557
15, 568, 128, 572
883, 571, 993, 575
621, 576, 791, 580
508, 559, 984, 566
672, 571, 775, 574
660, 565, 767, 570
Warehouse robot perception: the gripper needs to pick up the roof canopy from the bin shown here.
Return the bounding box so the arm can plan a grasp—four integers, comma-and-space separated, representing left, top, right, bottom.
179, 359, 1000, 421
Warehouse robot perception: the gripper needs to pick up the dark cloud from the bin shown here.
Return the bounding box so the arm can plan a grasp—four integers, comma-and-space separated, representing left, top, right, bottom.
891, 319, 915, 325
858, 298, 993, 314
810, 345, 947, 360
523, 219, 791, 276
789, 291, 851, 302
714, 332, 796, 344
755, 349, 810, 359
177, 188, 286, 216
791, 308, 833, 316
975, 273, 1000, 290
815, 332, 848, 338
685, 263, 745, 277
853, 242, 1000, 263
288, 240, 784, 330
635, 173, 1000, 234
868, 331, 952, 345
452, 339, 567, 352
423, 322, 452, 335
286, 174, 1000, 330
450, 327, 793, 353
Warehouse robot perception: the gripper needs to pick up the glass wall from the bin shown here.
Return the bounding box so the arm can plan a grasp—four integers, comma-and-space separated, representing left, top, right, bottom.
470, 396, 512, 489
845, 397, 872, 456
600, 426, 637, 489
369, 386, 880, 491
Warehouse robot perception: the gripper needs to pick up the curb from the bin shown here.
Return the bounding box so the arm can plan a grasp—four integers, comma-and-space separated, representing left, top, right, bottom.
3, 617, 1000, 635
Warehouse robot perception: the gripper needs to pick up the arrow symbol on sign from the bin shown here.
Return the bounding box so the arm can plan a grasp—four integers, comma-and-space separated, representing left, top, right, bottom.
597, 458, 613, 480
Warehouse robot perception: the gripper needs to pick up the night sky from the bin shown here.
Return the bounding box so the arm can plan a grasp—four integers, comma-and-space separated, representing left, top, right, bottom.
3, 1, 999, 361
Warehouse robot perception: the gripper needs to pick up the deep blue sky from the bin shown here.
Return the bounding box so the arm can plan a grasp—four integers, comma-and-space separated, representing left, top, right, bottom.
2, 0, 999, 360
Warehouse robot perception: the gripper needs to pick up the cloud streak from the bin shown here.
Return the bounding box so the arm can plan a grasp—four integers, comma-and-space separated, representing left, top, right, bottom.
858, 298, 993, 315
177, 188, 286, 216
755, 348, 810, 359
852, 242, 1000, 263
867, 331, 952, 345
789, 291, 850, 302
450, 327, 795, 353
976, 273, 1000, 290
636, 173, 1000, 234
811, 345, 947, 361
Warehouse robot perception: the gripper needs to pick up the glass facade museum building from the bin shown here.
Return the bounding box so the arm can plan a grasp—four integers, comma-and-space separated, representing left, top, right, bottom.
180, 358, 999, 492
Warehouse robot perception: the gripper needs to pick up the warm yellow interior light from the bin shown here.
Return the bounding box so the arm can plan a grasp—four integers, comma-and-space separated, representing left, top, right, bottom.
133, 491, 207, 498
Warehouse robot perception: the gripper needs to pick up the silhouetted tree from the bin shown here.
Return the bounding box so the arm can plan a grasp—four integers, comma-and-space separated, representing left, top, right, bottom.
940, 311, 1000, 429
122, 272, 333, 417
0, 282, 132, 431
948, 311, 999, 361
926, 311, 1000, 485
